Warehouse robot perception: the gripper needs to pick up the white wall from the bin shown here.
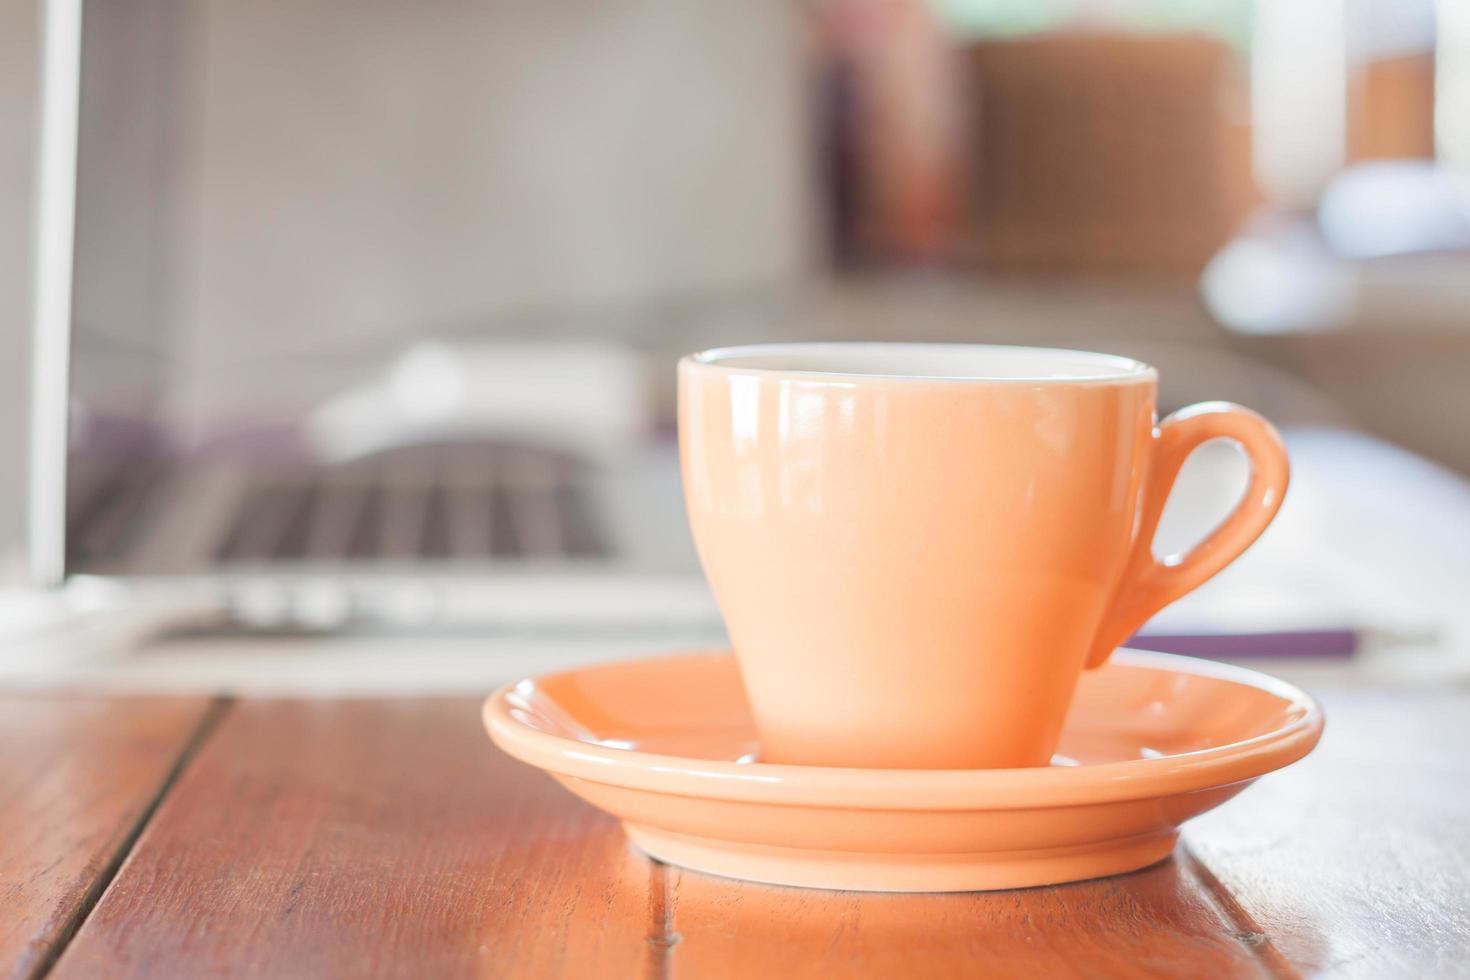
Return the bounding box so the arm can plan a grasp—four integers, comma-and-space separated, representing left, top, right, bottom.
0, 0, 37, 578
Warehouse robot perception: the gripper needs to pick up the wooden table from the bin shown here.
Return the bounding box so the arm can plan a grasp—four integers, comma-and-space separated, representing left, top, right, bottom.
3, 684, 1467, 980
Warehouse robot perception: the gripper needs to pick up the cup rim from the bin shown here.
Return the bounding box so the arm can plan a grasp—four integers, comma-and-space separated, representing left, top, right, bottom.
682, 342, 1157, 386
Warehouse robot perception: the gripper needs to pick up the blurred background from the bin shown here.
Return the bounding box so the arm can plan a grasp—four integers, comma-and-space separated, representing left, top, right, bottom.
1, 0, 1468, 689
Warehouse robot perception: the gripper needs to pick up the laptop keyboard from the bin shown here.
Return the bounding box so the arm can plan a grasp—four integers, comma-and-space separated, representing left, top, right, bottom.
67, 440, 609, 572
214, 443, 607, 564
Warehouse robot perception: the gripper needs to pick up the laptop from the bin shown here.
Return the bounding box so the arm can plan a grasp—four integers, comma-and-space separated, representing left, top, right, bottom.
16, 0, 823, 649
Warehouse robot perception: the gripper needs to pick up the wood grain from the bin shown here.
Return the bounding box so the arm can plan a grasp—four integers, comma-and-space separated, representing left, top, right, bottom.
0, 695, 218, 980
663, 848, 1282, 979
35, 686, 1470, 979
1188, 686, 1470, 979
51, 700, 656, 979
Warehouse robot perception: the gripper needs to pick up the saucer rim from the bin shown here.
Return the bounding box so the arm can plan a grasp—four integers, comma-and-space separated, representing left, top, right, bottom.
484, 648, 1324, 812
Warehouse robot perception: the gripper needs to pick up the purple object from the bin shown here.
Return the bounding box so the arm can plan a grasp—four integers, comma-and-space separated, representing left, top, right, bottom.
1128, 630, 1358, 660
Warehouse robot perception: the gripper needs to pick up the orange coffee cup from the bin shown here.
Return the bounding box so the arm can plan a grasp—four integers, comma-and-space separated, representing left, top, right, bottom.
679, 343, 1289, 769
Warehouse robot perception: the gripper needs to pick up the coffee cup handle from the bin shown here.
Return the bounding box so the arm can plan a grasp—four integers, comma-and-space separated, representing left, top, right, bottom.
1085, 401, 1290, 669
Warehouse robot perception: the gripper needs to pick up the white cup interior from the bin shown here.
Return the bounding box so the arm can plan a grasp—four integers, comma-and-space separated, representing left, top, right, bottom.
690, 343, 1155, 383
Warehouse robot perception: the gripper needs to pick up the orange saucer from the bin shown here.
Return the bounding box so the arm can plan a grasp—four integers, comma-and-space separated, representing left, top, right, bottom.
484, 650, 1322, 893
